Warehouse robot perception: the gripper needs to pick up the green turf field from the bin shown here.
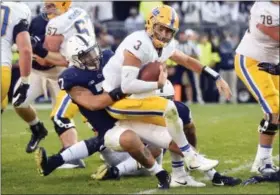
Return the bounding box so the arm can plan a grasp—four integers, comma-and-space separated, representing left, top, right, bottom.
1, 104, 279, 194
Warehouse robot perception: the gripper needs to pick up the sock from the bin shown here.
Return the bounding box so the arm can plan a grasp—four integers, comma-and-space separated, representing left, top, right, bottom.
204, 168, 217, 180
28, 117, 40, 126
60, 141, 89, 162
170, 151, 185, 175
156, 149, 163, 165
256, 144, 273, 164
147, 162, 163, 175
116, 157, 139, 176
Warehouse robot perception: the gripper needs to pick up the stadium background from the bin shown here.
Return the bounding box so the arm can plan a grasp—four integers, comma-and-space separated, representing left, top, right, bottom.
9, 1, 256, 105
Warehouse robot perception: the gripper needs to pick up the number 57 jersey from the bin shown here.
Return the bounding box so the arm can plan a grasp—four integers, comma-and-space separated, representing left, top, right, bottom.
236, 2, 279, 64
1, 2, 31, 67
46, 7, 95, 57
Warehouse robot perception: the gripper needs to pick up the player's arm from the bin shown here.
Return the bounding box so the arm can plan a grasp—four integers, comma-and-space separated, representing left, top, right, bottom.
44, 35, 64, 52
170, 49, 232, 100
14, 19, 32, 80
121, 50, 165, 94
67, 86, 125, 111
256, 24, 280, 41
33, 52, 68, 67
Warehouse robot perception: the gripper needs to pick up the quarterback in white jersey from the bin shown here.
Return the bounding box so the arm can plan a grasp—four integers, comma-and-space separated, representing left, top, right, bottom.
1, 2, 32, 111
234, 1, 279, 174
103, 4, 232, 183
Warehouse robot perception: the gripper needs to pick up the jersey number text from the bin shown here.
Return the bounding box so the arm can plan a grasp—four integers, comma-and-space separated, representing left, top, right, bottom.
74, 19, 89, 36
1, 5, 10, 36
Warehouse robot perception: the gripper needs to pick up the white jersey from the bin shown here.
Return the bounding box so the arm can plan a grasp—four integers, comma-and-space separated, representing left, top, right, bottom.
46, 7, 95, 57
236, 2, 279, 64
103, 30, 176, 92
1, 2, 31, 67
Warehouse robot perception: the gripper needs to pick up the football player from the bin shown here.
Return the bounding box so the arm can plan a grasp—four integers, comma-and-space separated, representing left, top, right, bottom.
94, 81, 242, 187
35, 34, 172, 189
235, 1, 279, 174
33, 1, 96, 168
12, 11, 63, 154
243, 61, 280, 185
1, 2, 32, 112
102, 5, 231, 173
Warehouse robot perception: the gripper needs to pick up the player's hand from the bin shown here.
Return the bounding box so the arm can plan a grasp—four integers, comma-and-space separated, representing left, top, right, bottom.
258, 62, 280, 75
13, 82, 30, 107
30, 36, 41, 48
157, 64, 167, 89
109, 87, 126, 101
216, 78, 232, 100
33, 54, 50, 67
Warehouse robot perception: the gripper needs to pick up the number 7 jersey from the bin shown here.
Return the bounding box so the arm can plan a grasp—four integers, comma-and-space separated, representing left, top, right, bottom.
46, 7, 95, 57
1, 2, 31, 67
236, 2, 279, 64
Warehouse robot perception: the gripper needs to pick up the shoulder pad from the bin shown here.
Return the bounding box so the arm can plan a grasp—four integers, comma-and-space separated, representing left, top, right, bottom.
58, 68, 80, 91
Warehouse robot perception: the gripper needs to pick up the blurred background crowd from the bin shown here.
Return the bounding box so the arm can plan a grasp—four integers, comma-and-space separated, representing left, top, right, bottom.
10, 1, 256, 105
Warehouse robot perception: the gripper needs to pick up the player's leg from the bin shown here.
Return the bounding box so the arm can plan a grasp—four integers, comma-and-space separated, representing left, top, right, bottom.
1, 66, 12, 112
107, 96, 217, 171
12, 71, 48, 153
35, 135, 102, 176
104, 126, 170, 189
235, 54, 279, 174
50, 90, 85, 168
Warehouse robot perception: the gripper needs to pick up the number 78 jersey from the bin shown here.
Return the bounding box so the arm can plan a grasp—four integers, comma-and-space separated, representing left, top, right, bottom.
236, 2, 279, 64
46, 7, 95, 57
1, 2, 31, 66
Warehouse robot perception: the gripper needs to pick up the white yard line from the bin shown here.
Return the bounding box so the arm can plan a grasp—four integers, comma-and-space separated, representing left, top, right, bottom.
6, 104, 52, 110
131, 155, 279, 195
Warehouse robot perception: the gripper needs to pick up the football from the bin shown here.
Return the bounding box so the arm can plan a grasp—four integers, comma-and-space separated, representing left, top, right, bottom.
138, 61, 162, 81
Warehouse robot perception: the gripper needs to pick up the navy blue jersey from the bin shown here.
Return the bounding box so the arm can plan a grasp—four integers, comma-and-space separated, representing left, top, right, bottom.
174, 101, 192, 125
58, 50, 116, 137
29, 14, 53, 71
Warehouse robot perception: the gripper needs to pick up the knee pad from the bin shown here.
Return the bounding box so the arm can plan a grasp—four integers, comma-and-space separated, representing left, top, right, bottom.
84, 136, 104, 156
164, 100, 179, 120
258, 119, 279, 135
52, 116, 75, 136
174, 101, 192, 125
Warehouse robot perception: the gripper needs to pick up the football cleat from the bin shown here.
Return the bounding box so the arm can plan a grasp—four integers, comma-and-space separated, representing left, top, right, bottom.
57, 159, 86, 169
170, 172, 205, 187
91, 164, 120, 180
35, 147, 48, 176
26, 122, 48, 153
156, 170, 170, 189
212, 172, 242, 186
185, 153, 219, 172
242, 176, 264, 185
258, 164, 279, 175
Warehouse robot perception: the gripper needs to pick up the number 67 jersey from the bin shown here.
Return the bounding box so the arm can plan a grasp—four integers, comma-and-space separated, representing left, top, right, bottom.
46, 7, 95, 57
1, 2, 31, 67
236, 2, 279, 64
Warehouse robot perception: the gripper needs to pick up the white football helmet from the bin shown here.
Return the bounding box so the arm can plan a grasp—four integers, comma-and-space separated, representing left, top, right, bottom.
65, 34, 102, 70
155, 80, 174, 99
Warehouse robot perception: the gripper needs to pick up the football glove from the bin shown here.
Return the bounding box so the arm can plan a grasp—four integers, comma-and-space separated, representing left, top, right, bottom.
258, 62, 280, 75
13, 82, 30, 107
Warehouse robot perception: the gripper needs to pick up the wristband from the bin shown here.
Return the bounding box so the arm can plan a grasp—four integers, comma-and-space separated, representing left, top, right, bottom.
21, 76, 29, 84
202, 66, 220, 80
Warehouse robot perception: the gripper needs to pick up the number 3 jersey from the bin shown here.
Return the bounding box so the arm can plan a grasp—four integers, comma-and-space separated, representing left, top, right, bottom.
1, 2, 31, 67
58, 50, 116, 137
236, 2, 279, 64
46, 7, 95, 57
102, 30, 176, 92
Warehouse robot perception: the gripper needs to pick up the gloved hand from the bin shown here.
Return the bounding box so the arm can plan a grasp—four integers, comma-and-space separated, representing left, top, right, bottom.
13, 79, 30, 107
31, 36, 48, 58
108, 87, 126, 101
258, 62, 280, 75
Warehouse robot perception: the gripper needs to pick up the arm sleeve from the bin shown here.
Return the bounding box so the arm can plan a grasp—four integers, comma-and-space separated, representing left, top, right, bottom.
13, 19, 29, 43
121, 66, 158, 94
